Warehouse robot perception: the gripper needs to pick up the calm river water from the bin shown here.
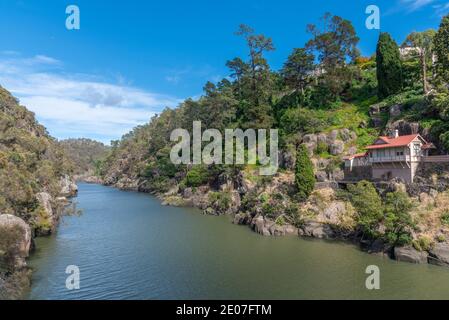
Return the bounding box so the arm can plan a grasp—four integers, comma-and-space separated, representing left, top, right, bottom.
28, 183, 449, 299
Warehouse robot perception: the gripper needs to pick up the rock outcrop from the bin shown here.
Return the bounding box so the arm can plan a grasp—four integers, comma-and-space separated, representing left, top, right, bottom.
428, 243, 449, 267
394, 246, 428, 264
60, 175, 78, 197
0, 214, 32, 269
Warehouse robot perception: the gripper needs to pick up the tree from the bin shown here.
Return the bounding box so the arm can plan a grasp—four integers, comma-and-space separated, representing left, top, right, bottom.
281, 48, 315, 96
347, 181, 383, 238
402, 30, 436, 94
234, 24, 275, 128
295, 144, 315, 201
434, 14, 449, 84
306, 13, 360, 100
226, 57, 248, 99
376, 32, 403, 99
384, 191, 415, 246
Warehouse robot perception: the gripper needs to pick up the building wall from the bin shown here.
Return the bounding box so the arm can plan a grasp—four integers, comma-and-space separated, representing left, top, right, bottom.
372, 164, 413, 183
344, 166, 372, 181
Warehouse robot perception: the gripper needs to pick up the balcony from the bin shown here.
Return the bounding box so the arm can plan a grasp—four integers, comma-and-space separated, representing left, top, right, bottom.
368, 155, 421, 163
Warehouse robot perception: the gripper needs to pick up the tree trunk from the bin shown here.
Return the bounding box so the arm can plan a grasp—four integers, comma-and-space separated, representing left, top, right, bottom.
421, 50, 429, 94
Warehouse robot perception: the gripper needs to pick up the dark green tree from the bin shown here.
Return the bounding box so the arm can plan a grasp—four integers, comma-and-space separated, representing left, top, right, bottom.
434, 14, 449, 84
295, 144, 315, 201
376, 32, 403, 98
306, 13, 360, 100
402, 30, 436, 94
281, 48, 315, 97
347, 181, 383, 238
384, 191, 415, 246
234, 24, 275, 128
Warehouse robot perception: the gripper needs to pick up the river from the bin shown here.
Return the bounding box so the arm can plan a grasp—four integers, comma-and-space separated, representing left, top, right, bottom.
28, 183, 449, 300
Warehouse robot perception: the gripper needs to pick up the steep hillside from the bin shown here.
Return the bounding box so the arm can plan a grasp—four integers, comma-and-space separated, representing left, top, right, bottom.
98, 14, 449, 267
59, 138, 110, 176
0, 86, 76, 299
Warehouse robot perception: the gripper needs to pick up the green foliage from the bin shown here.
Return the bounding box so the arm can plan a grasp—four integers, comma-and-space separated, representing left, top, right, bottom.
280, 108, 330, 135
295, 144, 315, 201
346, 181, 383, 238
0, 224, 24, 271
384, 191, 415, 246
184, 166, 210, 188
281, 48, 315, 94
441, 211, 449, 226
208, 191, 232, 213
0, 87, 72, 222
59, 139, 110, 175
434, 14, 449, 83
376, 32, 403, 98
413, 236, 433, 252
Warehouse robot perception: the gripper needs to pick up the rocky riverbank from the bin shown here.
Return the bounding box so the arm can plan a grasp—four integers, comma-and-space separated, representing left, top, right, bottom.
0, 176, 78, 300
102, 167, 449, 269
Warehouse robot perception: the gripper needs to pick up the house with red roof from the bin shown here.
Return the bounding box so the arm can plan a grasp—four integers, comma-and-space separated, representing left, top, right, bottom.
344, 130, 436, 183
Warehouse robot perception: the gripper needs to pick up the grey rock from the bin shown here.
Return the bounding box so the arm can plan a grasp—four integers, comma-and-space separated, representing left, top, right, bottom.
303, 134, 317, 144
315, 171, 328, 182
0, 214, 31, 269
394, 246, 428, 264
330, 140, 345, 156
389, 104, 402, 118
429, 243, 449, 267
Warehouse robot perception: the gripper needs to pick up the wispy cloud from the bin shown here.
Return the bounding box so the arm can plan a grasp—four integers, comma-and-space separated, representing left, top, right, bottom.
401, 0, 436, 12
433, 2, 449, 16
0, 53, 182, 144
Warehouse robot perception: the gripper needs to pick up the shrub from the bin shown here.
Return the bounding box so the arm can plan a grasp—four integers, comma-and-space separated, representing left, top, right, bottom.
346, 181, 383, 238
384, 191, 415, 246
184, 166, 210, 188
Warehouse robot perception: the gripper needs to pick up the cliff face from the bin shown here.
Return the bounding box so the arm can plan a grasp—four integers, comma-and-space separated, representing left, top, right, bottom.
0, 86, 76, 299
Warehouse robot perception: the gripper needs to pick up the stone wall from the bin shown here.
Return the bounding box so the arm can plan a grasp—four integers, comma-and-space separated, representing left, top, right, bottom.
344, 166, 373, 181
417, 162, 449, 178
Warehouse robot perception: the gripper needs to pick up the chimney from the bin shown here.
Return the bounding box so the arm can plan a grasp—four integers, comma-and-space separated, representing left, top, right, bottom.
393, 130, 399, 138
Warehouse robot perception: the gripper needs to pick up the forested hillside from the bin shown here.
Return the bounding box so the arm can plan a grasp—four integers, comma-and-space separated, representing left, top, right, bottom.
0, 87, 76, 299
97, 13, 449, 265
59, 138, 109, 175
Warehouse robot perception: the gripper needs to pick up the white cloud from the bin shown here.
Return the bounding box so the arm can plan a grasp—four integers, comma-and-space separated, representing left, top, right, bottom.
401, 0, 435, 11
433, 2, 449, 16
0, 53, 182, 144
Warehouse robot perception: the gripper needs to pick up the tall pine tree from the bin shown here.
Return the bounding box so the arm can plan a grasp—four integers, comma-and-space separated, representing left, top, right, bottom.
376, 32, 403, 99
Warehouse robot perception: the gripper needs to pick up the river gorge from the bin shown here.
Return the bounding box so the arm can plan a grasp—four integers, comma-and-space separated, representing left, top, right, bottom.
27, 183, 449, 300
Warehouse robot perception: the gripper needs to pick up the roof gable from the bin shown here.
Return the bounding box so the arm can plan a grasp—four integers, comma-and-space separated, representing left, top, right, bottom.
366, 134, 427, 150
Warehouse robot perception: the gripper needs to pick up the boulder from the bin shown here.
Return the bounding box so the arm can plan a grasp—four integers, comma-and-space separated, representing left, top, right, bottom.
252, 216, 271, 236
303, 134, 317, 144
36, 192, 53, 220
233, 213, 250, 225
60, 175, 78, 197
330, 140, 345, 156
428, 243, 449, 267
394, 246, 428, 264
327, 130, 339, 144
0, 214, 32, 269
389, 104, 402, 118
387, 120, 420, 136
315, 171, 328, 183
299, 221, 335, 239
318, 201, 346, 225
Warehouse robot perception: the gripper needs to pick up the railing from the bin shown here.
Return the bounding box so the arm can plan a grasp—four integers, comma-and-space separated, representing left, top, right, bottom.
368, 155, 416, 163
423, 155, 449, 163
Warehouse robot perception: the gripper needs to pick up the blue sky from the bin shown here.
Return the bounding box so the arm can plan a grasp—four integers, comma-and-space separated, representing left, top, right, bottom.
0, 0, 448, 144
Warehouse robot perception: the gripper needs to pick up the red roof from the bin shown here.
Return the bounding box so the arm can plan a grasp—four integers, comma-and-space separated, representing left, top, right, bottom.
343, 153, 367, 160
365, 134, 423, 150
